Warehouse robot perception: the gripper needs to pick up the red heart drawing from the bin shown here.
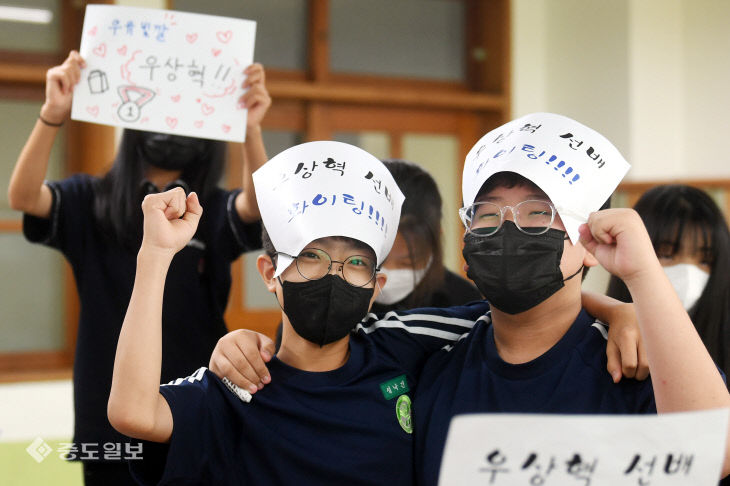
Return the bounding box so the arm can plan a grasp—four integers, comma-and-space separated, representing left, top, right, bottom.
93, 43, 106, 57
86, 105, 99, 117
222, 124, 231, 133
216, 30, 232, 43
141, 117, 149, 123
194, 120, 204, 129
170, 94, 181, 103
165, 117, 178, 129
117, 45, 127, 56
211, 48, 222, 57
88, 26, 98, 36
201, 103, 215, 115
185, 33, 198, 43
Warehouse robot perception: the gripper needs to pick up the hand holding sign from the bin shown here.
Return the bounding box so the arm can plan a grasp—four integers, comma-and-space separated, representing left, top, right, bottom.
41, 51, 86, 125
239, 63, 271, 130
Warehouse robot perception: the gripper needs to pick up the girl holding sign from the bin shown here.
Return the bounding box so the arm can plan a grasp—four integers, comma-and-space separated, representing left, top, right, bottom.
7, 50, 271, 485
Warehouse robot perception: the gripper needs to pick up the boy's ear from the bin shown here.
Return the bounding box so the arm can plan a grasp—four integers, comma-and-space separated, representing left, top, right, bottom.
256, 254, 277, 293
370, 272, 388, 305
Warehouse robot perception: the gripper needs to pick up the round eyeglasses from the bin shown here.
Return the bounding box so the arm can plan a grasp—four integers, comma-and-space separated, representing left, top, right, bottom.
276, 248, 377, 287
458, 199, 557, 236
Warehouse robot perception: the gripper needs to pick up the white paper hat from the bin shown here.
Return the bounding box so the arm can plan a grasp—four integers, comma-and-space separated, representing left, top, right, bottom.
253, 141, 405, 278
462, 112, 631, 242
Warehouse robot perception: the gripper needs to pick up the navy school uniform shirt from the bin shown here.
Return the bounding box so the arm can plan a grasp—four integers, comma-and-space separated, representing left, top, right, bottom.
130, 302, 492, 485
413, 308, 657, 486
22, 174, 262, 453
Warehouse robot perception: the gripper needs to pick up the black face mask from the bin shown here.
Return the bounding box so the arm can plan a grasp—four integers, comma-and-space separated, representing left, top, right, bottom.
280, 275, 374, 347
462, 221, 582, 314
138, 133, 209, 171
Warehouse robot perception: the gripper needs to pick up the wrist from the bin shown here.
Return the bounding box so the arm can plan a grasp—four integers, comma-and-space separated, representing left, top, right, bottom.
621, 260, 665, 294
606, 302, 632, 322
245, 124, 262, 137
137, 245, 175, 268
39, 104, 66, 126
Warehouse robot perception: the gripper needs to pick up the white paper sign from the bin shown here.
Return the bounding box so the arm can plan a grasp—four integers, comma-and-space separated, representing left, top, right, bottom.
71, 5, 255, 142
253, 141, 405, 278
439, 409, 729, 486
463, 113, 631, 242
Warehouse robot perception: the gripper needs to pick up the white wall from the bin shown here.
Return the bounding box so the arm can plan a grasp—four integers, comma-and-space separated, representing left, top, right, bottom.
512, 0, 630, 158
628, 0, 684, 180
513, 0, 730, 181
682, 0, 730, 179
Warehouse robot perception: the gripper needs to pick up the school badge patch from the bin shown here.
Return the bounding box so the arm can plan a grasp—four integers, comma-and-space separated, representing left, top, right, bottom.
396, 394, 413, 434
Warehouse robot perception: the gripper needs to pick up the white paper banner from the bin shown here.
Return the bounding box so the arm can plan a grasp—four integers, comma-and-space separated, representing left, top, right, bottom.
71, 5, 255, 142
463, 113, 631, 242
439, 409, 729, 486
253, 141, 405, 278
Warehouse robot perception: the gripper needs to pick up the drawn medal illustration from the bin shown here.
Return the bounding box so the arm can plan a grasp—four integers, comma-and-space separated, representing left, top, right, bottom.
117, 85, 156, 122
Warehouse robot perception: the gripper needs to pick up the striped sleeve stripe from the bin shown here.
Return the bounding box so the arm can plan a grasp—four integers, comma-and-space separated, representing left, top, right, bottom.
441, 315, 491, 352
355, 320, 465, 342
592, 321, 609, 340
441, 333, 471, 352
363, 311, 478, 329
162, 366, 207, 386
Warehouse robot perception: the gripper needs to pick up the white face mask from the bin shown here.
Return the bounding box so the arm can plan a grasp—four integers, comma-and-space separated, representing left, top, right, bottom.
375, 264, 430, 306
663, 263, 710, 310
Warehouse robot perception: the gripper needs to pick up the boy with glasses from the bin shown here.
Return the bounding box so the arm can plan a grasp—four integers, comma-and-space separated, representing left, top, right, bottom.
413, 113, 730, 485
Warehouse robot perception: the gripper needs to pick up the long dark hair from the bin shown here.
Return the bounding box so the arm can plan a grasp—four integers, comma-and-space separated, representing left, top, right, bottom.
606, 185, 730, 376
381, 159, 445, 307
92, 129, 226, 250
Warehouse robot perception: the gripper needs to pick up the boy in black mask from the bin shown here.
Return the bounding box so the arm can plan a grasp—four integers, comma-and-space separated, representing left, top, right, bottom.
412, 113, 730, 485
108, 141, 496, 485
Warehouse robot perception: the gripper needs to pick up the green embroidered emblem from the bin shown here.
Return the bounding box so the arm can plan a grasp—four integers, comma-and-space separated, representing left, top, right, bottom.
396, 395, 413, 434
379, 374, 410, 400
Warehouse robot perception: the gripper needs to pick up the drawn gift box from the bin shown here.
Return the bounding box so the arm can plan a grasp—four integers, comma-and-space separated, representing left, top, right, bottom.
87, 69, 109, 94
